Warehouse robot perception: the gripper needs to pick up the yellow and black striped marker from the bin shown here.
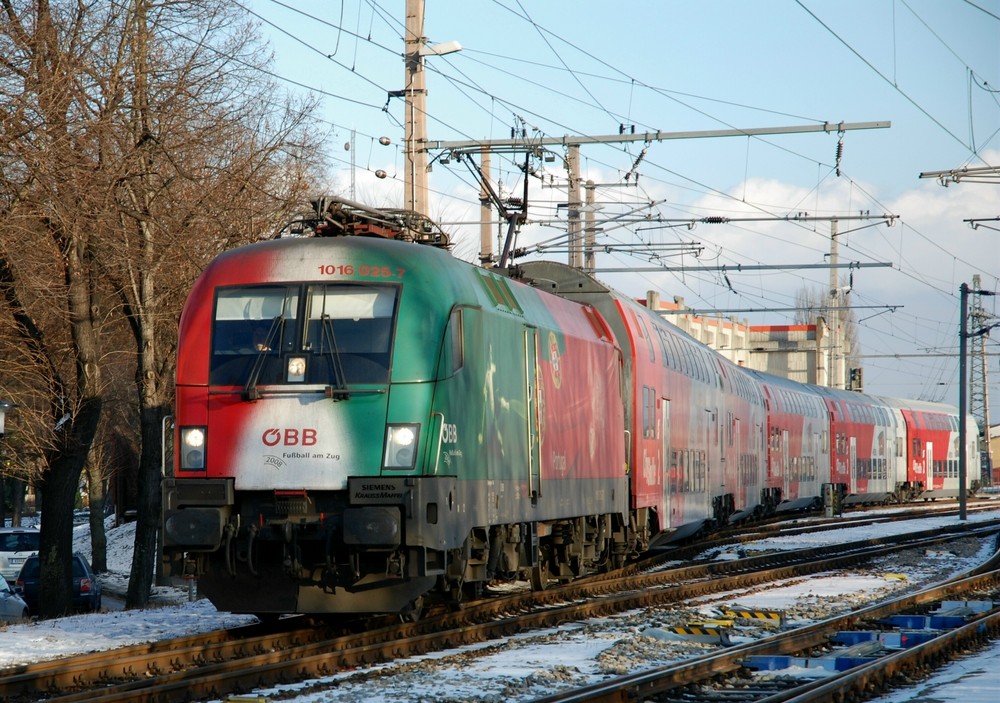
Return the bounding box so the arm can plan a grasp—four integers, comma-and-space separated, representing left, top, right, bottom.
671, 625, 732, 644
722, 609, 785, 627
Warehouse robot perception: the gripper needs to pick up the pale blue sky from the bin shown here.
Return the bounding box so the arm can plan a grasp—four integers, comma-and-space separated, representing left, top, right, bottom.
243, 0, 1000, 413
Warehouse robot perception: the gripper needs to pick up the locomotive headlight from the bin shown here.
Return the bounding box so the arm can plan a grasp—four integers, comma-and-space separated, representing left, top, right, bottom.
180, 426, 207, 471
383, 424, 419, 469
287, 356, 306, 382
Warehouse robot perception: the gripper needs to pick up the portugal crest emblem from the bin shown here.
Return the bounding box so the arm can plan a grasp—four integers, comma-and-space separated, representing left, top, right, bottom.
548, 331, 562, 389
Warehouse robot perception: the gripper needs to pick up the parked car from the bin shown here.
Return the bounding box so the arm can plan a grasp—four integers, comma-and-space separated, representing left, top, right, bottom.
0, 573, 29, 622
15, 553, 102, 615
0, 527, 40, 581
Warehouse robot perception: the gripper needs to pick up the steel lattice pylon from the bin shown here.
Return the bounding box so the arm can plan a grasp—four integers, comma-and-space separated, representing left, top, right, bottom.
969, 275, 994, 485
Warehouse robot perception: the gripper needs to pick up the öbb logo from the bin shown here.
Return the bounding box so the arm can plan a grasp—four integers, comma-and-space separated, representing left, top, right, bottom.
262, 428, 318, 447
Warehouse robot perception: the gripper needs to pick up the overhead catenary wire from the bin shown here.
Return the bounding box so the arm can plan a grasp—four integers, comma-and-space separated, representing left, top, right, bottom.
238, 0, 997, 404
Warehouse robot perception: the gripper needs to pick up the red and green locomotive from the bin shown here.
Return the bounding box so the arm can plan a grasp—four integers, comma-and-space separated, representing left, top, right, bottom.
162, 230, 630, 615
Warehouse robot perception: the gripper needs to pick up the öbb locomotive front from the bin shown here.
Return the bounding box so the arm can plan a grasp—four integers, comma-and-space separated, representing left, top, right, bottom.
161, 235, 632, 615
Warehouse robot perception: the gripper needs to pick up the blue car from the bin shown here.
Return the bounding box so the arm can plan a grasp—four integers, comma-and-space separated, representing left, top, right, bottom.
15, 553, 102, 615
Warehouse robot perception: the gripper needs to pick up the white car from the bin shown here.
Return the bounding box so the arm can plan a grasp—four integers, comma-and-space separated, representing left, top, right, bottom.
0, 573, 28, 621
0, 527, 40, 581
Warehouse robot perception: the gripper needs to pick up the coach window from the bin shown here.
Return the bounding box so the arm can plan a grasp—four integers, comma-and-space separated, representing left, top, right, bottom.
637, 315, 656, 363
642, 386, 657, 439
656, 328, 670, 368
697, 351, 709, 383
642, 387, 649, 438
668, 335, 683, 371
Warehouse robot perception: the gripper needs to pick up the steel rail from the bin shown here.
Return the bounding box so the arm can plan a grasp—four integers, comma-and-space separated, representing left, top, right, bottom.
5, 522, 999, 702
529, 568, 1000, 703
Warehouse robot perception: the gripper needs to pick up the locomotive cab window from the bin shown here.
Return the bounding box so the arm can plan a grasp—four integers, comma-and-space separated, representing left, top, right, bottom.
208, 283, 398, 387
211, 286, 299, 386
214, 287, 298, 354
303, 284, 397, 384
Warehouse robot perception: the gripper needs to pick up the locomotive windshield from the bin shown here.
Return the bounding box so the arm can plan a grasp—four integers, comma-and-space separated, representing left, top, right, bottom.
209, 283, 398, 387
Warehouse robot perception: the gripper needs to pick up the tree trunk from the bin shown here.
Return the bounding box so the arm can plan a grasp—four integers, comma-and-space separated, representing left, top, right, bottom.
125, 0, 164, 608
36, 464, 79, 616
87, 460, 108, 573
37, 220, 104, 617
126, 404, 165, 607
37, 397, 101, 617
11, 477, 25, 526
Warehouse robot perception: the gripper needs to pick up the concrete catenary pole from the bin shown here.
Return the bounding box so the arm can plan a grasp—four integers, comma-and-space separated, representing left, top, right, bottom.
403, 0, 429, 216
480, 147, 493, 266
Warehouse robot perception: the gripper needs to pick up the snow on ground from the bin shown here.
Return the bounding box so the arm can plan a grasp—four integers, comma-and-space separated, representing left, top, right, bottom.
870, 638, 1000, 703
0, 506, 998, 701
0, 517, 257, 668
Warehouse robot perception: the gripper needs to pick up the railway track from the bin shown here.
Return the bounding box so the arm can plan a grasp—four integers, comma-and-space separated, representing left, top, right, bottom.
603, 502, 1000, 582
2, 516, 999, 702
531, 563, 1000, 703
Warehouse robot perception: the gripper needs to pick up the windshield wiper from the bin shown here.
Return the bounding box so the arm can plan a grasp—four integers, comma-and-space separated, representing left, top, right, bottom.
243, 316, 283, 401
319, 313, 350, 400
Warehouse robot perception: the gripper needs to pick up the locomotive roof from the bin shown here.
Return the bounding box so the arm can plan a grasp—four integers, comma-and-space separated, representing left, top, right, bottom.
509, 260, 612, 295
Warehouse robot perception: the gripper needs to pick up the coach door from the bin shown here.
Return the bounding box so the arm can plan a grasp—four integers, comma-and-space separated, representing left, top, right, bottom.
925, 440, 934, 487
782, 429, 790, 498
712, 408, 723, 495
525, 326, 541, 501
850, 436, 858, 493
662, 398, 671, 529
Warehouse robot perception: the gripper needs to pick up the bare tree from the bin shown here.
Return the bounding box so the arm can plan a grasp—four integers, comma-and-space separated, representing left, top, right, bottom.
0, 0, 325, 613
0, 0, 113, 616
107, 0, 322, 607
